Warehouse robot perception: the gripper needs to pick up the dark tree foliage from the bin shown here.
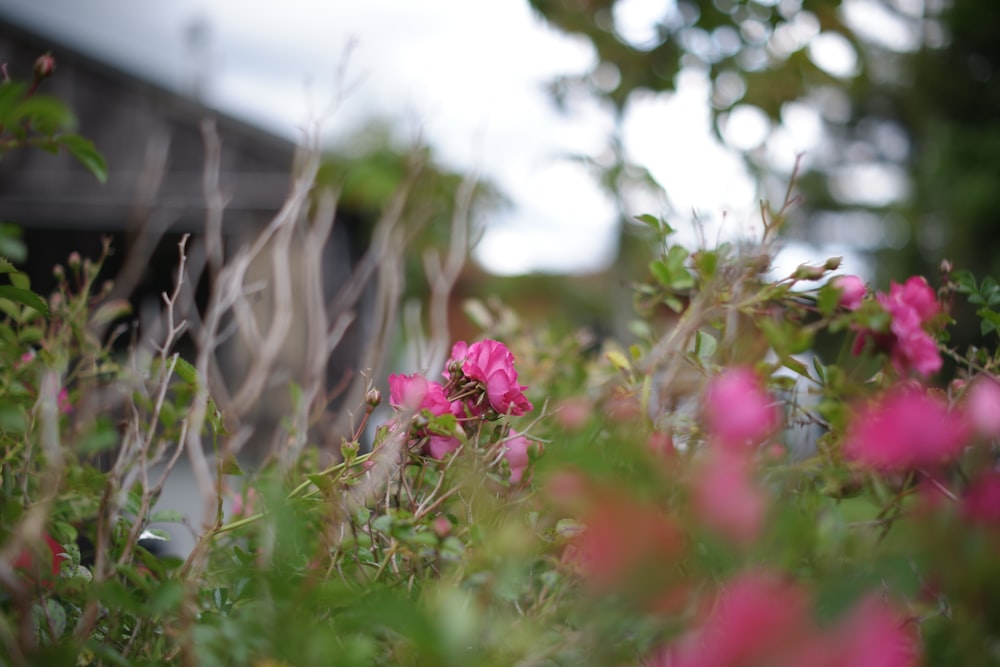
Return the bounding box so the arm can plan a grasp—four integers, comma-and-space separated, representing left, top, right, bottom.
529, 0, 1000, 335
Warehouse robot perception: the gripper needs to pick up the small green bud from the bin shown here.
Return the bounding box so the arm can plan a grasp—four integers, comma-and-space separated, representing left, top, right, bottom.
793, 263, 826, 281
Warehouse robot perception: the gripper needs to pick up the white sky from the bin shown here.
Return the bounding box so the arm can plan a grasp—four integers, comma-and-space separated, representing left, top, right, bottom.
0, 0, 883, 279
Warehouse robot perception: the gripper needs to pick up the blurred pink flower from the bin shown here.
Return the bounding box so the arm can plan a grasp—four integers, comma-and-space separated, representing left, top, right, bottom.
432, 516, 451, 538
692, 450, 766, 545
503, 429, 536, 484
961, 471, 1000, 526
832, 274, 866, 310
664, 570, 811, 667
828, 596, 920, 667
572, 493, 683, 593
843, 387, 969, 470
57, 387, 72, 415
965, 375, 1000, 439
447, 339, 533, 416
230, 487, 257, 518
703, 367, 781, 449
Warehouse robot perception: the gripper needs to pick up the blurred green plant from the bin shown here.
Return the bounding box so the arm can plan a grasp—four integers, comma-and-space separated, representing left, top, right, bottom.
6, 44, 1000, 667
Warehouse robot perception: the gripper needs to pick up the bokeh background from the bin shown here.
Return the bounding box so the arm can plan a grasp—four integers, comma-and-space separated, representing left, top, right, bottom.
1, 0, 998, 340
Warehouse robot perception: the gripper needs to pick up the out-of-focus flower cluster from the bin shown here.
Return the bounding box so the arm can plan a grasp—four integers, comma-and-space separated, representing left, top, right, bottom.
647, 571, 918, 667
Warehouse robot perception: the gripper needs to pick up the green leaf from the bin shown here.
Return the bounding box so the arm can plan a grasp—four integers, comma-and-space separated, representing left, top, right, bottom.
634, 213, 660, 230
693, 249, 718, 281
9, 271, 29, 289
77, 419, 121, 455
977, 308, 1000, 336
57, 134, 108, 183
817, 283, 842, 316
781, 354, 810, 377
695, 330, 717, 362
0, 223, 27, 264
150, 509, 186, 523
0, 285, 48, 317
170, 355, 200, 385
649, 258, 672, 287
812, 356, 827, 383
0, 401, 26, 435
0, 81, 27, 126
13, 95, 75, 134
952, 269, 976, 294
17, 325, 43, 344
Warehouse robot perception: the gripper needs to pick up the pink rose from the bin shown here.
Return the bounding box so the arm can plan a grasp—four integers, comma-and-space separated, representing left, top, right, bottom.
703, 367, 780, 450
388, 373, 452, 416
447, 339, 533, 416
887, 304, 942, 376
388, 372, 461, 459
426, 434, 461, 459
843, 387, 969, 470
832, 274, 866, 310
851, 275, 942, 377
879, 275, 939, 323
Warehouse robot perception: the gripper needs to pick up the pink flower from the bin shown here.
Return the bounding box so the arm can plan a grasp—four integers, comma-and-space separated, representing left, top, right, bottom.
432, 516, 452, 538
388, 373, 452, 416
843, 387, 969, 470
571, 492, 683, 593
691, 450, 766, 545
886, 305, 942, 376
57, 387, 72, 415
388, 373, 461, 459
664, 570, 812, 667
965, 375, 1000, 439
961, 471, 1000, 526
703, 367, 780, 450
447, 339, 533, 416
875, 276, 942, 376
832, 274, 866, 310
828, 596, 920, 667
502, 430, 537, 484
231, 487, 257, 518
879, 276, 939, 323
426, 434, 461, 459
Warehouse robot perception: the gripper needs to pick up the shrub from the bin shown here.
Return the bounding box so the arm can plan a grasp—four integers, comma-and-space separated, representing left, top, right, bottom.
4, 58, 1000, 667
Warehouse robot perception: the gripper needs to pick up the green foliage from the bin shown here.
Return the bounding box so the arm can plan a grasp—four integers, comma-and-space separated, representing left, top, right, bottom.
0, 68, 107, 183
954, 269, 1000, 337
6, 46, 1000, 667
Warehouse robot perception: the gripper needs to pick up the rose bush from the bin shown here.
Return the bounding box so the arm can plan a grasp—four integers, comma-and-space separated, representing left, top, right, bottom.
5, 61, 1000, 667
